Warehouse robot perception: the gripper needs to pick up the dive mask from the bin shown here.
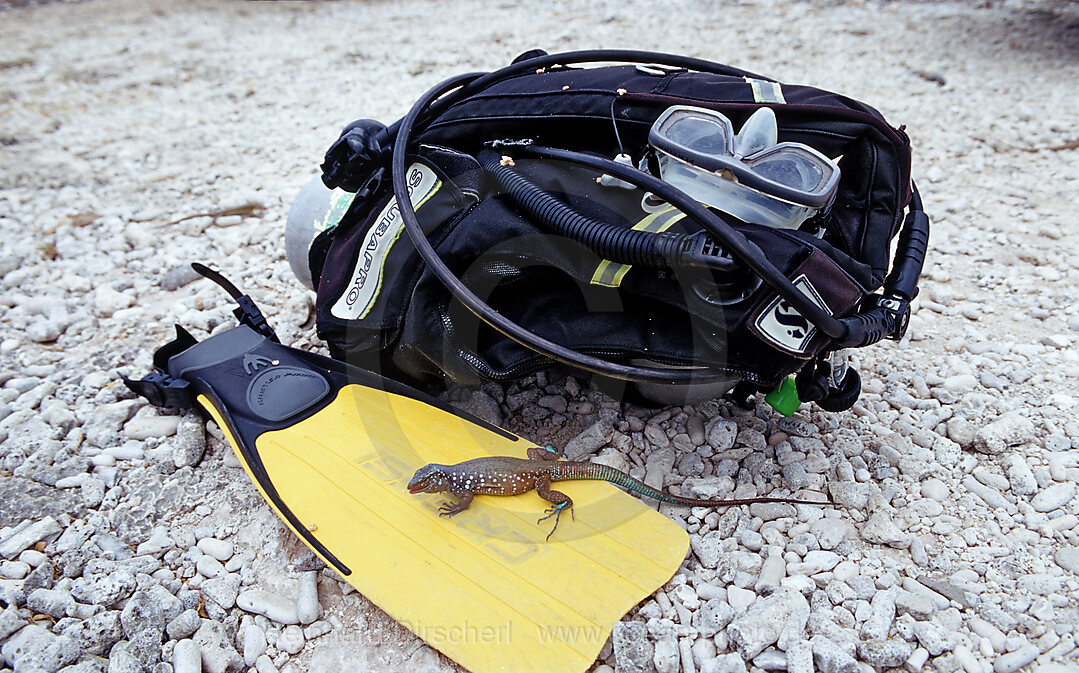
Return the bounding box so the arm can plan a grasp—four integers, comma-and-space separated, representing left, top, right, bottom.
649, 105, 840, 229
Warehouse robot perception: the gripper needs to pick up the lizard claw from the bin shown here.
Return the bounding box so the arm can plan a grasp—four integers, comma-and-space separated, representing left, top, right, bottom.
538, 502, 572, 541
537, 502, 563, 522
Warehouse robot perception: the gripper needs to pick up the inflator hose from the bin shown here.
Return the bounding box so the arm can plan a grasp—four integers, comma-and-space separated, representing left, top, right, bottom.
479, 150, 731, 272
520, 144, 849, 337
833, 182, 929, 349
884, 185, 929, 302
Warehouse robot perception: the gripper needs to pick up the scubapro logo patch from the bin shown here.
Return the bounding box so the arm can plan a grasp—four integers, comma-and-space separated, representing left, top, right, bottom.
753, 275, 830, 356
331, 163, 441, 320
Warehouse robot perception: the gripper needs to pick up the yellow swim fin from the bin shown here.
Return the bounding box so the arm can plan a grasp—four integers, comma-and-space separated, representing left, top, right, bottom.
128, 319, 689, 673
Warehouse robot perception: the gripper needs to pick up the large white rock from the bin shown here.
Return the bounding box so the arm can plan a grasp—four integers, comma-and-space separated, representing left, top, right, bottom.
0, 517, 62, 560
1031, 482, 1077, 513
236, 590, 299, 625
727, 587, 809, 659
972, 415, 1034, 454
124, 412, 181, 440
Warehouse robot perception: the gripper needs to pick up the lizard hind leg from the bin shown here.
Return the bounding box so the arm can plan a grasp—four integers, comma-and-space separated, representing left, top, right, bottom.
534, 474, 574, 541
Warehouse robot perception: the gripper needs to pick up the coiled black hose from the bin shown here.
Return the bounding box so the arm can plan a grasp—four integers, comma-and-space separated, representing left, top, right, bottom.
478, 150, 688, 269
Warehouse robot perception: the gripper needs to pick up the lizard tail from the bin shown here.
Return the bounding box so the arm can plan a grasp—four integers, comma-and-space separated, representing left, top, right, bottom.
559, 462, 827, 508
555, 462, 693, 504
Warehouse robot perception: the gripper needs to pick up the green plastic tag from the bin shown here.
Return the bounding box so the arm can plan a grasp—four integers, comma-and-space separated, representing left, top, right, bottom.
765, 377, 801, 416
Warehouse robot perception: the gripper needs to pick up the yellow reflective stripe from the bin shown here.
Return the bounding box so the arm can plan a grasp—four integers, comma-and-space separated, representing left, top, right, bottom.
414, 181, 442, 210
606, 260, 633, 288
590, 207, 687, 288
746, 78, 786, 104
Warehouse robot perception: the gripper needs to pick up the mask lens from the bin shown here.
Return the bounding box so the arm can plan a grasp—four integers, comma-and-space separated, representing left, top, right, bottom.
661, 114, 730, 155
747, 150, 829, 193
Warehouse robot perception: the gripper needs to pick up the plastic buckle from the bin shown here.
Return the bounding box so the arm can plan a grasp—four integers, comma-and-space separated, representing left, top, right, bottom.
122, 371, 193, 410
354, 167, 384, 204
877, 294, 911, 340
233, 296, 278, 342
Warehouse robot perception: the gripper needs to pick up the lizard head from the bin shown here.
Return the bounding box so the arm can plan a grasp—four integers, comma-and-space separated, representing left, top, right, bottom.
407, 464, 449, 494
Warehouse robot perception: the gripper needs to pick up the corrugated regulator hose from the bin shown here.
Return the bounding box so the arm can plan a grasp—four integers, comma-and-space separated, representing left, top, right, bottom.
478, 149, 690, 270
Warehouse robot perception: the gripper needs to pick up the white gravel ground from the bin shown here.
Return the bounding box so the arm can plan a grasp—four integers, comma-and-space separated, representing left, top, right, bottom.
1, 1, 1078, 673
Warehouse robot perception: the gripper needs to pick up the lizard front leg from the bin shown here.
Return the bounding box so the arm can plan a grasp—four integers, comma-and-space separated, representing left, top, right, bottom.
438, 490, 474, 517
534, 474, 574, 541
527, 445, 562, 461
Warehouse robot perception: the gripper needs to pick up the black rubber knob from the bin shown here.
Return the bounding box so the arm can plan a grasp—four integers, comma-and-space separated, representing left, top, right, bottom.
815, 367, 861, 412
320, 119, 388, 192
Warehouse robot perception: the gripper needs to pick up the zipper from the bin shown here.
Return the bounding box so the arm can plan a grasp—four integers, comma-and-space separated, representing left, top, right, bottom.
459, 350, 546, 381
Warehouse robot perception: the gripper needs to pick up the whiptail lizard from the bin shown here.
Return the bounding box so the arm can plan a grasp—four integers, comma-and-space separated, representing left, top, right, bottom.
408, 446, 829, 540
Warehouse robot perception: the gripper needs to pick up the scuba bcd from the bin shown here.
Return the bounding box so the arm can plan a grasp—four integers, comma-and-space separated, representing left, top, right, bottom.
295, 49, 929, 410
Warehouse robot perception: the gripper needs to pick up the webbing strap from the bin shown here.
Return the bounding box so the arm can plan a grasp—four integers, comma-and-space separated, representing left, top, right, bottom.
745, 77, 786, 104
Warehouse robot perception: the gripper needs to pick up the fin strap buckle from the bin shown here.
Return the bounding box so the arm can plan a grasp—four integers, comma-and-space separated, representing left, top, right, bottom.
122, 371, 194, 410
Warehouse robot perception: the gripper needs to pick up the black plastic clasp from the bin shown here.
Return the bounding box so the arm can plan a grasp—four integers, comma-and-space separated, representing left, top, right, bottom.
123, 371, 194, 410
190, 263, 278, 343
876, 292, 912, 341
233, 296, 278, 343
